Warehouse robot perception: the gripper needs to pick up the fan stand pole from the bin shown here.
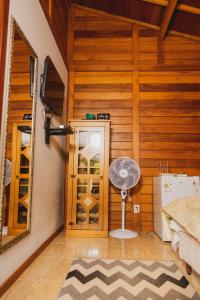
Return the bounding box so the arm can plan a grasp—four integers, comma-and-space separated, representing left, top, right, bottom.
122, 199, 125, 231
109, 190, 138, 239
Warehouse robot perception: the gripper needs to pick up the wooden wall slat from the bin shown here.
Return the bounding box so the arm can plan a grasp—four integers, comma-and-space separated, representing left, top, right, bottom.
140, 117, 200, 125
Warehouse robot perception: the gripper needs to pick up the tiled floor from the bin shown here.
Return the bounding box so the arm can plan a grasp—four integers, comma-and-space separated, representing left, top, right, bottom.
2, 231, 200, 299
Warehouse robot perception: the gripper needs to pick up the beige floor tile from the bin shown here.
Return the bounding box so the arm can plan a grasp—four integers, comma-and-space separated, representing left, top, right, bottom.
2, 280, 35, 300
2, 280, 63, 300
19, 257, 72, 283
24, 281, 62, 300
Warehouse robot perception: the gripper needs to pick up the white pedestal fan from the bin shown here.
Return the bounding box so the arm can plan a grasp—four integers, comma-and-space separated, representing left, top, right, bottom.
109, 157, 141, 239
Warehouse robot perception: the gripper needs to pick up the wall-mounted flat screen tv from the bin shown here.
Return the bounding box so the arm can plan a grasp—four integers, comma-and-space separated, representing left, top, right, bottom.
40, 56, 65, 116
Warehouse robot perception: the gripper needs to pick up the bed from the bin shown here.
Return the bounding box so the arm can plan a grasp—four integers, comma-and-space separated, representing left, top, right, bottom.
162, 196, 200, 276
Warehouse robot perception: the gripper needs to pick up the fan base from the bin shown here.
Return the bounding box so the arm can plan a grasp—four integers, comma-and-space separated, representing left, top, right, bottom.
109, 229, 138, 239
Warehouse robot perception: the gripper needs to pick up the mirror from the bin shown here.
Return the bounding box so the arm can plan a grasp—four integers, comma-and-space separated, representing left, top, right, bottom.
0, 19, 38, 252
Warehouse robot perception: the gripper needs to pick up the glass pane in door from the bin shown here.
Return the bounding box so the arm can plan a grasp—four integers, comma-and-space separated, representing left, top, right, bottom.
18, 203, 27, 224
89, 203, 99, 224
76, 203, 87, 224
79, 131, 101, 152
90, 179, 99, 200
77, 186, 87, 200
90, 154, 100, 174
78, 153, 88, 174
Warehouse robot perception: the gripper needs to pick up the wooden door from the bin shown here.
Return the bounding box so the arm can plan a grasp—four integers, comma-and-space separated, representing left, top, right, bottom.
71, 125, 105, 230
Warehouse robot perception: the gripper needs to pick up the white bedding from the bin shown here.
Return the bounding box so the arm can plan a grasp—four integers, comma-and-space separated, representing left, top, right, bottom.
168, 219, 185, 251
163, 196, 200, 242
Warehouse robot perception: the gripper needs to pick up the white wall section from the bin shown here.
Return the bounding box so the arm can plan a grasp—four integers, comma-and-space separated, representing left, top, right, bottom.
0, 0, 68, 284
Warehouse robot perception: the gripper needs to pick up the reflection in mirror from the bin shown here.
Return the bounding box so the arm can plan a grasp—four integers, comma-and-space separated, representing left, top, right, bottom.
0, 19, 38, 252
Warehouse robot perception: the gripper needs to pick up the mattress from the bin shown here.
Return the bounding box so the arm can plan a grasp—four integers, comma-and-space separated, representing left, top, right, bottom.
179, 231, 200, 276
166, 217, 200, 276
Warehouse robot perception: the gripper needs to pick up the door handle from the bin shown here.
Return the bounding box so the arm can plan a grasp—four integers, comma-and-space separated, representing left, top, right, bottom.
71, 175, 76, 178
100, 176, 103, 180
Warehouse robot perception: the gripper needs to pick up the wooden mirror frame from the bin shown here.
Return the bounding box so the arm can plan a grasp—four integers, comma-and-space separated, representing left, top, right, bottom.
0, 18, 38, 253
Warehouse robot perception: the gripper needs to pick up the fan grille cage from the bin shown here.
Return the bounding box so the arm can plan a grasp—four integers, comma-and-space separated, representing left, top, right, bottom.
109, 157, 140, 190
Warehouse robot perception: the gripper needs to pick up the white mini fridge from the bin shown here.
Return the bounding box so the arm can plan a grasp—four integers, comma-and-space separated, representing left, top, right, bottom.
153, 174, 200, 241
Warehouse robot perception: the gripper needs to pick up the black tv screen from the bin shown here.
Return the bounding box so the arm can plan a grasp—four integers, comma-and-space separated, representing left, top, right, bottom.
40, 56, 65, 116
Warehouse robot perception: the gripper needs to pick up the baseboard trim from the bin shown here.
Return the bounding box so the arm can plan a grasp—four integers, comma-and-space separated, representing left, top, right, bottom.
0, 225, 63, 297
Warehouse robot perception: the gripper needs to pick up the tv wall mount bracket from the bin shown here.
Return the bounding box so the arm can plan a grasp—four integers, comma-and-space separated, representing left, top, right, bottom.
44, 112, 74, 144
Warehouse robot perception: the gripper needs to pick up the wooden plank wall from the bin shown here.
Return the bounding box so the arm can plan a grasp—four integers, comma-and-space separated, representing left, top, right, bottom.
67, 6, 200, 232
6, 37, 33, 160
139, 71, 200, 231
73, 71, 135, 230
140, 71, 200, 174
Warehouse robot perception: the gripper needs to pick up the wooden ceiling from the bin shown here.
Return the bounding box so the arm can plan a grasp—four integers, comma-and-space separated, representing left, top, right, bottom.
71, 0, 200, 39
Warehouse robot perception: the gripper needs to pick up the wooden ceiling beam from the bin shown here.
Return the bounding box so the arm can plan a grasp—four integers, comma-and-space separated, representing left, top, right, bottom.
141, 0, 167, 6
142, 0, 200, 15
169, 30, 200, 42
73, 3, 159, 30
178, 4, 200, 16
159, 0, 178, 40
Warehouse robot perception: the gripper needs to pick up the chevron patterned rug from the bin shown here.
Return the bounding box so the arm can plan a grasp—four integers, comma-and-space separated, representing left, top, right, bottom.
57, 258, 200, 300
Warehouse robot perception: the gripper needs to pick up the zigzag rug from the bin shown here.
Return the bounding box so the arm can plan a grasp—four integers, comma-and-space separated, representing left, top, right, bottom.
57, 258, 200, 300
